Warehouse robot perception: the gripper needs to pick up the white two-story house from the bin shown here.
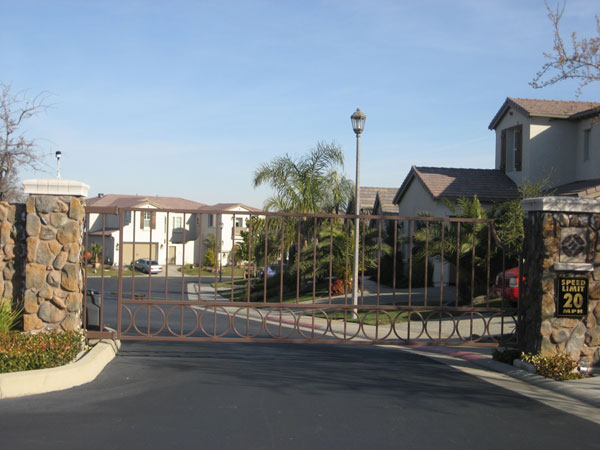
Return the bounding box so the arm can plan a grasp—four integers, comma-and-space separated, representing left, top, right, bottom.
86, 194, 205, 267
86, 195, 259, 268
198, 203, 260, 267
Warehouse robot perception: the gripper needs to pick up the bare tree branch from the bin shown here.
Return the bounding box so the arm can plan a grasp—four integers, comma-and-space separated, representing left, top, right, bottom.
531, 1, 600, 95
0, 83, 51, 201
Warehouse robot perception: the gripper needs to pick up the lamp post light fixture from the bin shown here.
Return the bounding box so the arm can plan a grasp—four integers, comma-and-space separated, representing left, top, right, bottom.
55, 151, 62, 179
351, 108, 366, 308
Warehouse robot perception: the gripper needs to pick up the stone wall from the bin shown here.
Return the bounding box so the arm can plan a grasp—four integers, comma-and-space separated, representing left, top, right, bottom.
0, 202, 26, 307
22, 195, 85, 332
521, 197, 600, 367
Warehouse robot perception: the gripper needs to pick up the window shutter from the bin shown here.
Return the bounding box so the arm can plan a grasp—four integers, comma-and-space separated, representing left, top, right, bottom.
500, 130, 506, 171
140, 212, 144, 230
151, 212, 156, 229
515, 125, 522, 171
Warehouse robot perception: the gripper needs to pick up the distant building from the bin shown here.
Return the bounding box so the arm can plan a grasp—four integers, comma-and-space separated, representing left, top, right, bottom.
347, 186, 398, 215
393, 166, 519, 217
85, 194, 258, 267
198, 203, 261, 266
392, 166, 519, 286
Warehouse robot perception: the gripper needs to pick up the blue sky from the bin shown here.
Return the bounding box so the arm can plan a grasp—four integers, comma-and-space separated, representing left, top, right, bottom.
1, 0, 599, 207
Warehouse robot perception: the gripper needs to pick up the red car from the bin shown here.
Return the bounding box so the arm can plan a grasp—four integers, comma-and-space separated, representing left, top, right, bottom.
493, 267, 523, 303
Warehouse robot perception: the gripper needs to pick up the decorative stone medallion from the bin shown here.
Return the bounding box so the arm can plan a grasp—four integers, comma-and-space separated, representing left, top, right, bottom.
560, 227, 588, 263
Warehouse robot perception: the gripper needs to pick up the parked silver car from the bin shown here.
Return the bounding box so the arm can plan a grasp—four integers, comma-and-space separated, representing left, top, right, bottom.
133, 258, 162, 274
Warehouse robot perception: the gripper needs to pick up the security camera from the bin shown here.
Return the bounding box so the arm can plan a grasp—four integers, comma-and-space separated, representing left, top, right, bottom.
55, 151, 62, 160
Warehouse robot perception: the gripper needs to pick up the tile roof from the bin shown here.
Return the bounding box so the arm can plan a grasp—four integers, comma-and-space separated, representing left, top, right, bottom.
200, 203, 260, 212
373, 188, 399, 214
393, 166, 520, 204
86, 194, 206, 210
550, 178, 600, 198
489, 97, 600, 129
347, 186, 396, 214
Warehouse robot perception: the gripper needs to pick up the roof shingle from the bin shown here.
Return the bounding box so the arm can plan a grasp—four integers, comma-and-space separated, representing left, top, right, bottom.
550, 179, 600, 198
373, 188, 399, 214
394, 166, 520, 204
86, 194, 206, 210
348, 186, 396, 214
489, 97, 600, 129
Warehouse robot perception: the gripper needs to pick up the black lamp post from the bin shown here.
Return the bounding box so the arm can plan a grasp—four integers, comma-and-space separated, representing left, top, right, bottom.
219, 221, 224, 282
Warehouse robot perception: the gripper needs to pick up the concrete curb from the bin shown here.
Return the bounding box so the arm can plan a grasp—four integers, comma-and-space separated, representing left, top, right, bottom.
473, 358, 600, 409
409, 346, 600, 409
0, 339, 120, 399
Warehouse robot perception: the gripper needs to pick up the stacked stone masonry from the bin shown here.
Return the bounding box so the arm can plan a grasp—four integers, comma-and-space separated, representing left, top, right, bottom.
23, 195, 84, 332
522, 209, 600, 367
0, 202, 26, 310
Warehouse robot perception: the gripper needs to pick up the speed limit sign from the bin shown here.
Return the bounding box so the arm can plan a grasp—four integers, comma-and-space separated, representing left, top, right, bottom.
556, 277, 588, 317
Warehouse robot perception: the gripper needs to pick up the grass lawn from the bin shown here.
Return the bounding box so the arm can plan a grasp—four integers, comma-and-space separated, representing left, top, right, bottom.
85, 266, 133, 277
228, 281, 331, 303
319, 295, 510, 325
211, 279, 249, 289
178, 266, 246, 277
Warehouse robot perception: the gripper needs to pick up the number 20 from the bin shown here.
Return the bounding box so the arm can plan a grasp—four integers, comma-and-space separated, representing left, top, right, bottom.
563, 293, 583, 309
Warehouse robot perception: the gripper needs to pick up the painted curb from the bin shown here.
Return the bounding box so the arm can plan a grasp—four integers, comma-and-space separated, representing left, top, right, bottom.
0, 339, 120, 399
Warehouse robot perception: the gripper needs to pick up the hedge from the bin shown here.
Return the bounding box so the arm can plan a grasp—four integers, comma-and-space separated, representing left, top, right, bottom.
0, 331, 84, 374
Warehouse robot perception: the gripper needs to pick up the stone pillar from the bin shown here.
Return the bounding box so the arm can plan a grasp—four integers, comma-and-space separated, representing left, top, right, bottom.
521, 197, 600, 367
0, 202, 26, 306
21, 179, 90, 332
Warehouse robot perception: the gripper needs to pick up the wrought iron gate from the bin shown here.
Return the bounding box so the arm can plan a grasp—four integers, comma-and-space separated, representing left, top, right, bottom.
83, 206, 519, 346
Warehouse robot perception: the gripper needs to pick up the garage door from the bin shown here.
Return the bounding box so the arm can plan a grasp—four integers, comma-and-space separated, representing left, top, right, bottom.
121, 242, 158, 265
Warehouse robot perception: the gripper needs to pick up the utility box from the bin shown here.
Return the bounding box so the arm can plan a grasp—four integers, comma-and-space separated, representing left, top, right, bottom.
85, 289, 101, 331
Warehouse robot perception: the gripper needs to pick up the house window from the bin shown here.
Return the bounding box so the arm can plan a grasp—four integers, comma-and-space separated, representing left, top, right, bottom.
208, 214, 215, 227
500, 130, 506, 170
173, 216, 183, 229
143, 211, 151, 229
513, 127, 522, 171
235, 217, 244, 228
500, 125, 522, 172
140, 211, 155, 230
584, 129, 591, 162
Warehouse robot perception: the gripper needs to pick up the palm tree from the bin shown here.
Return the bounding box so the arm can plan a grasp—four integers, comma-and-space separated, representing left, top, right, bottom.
253, 141, 353, 275
414, 196, 489, 263
413, 196, 493, 301
253, 141, 353, 214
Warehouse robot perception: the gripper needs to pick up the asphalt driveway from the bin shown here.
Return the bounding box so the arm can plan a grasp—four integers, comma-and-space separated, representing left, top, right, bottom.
0, 342, 598, 450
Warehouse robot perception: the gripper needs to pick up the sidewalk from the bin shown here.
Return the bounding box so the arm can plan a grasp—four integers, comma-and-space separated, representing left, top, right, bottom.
403, 345, 600, 410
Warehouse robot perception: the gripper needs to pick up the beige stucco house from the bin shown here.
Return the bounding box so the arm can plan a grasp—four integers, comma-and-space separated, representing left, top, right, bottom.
392, 166, 519, 286
393, 166, 519, 217
488, 97, 600, 197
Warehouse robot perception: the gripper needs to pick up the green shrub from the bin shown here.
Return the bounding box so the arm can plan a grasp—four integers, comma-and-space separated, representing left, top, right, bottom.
0, 299, 22, 333
0, 331, 84, 374
521, 352, 583, 381
492, 347, 521, 364
203, 248, 215, 267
